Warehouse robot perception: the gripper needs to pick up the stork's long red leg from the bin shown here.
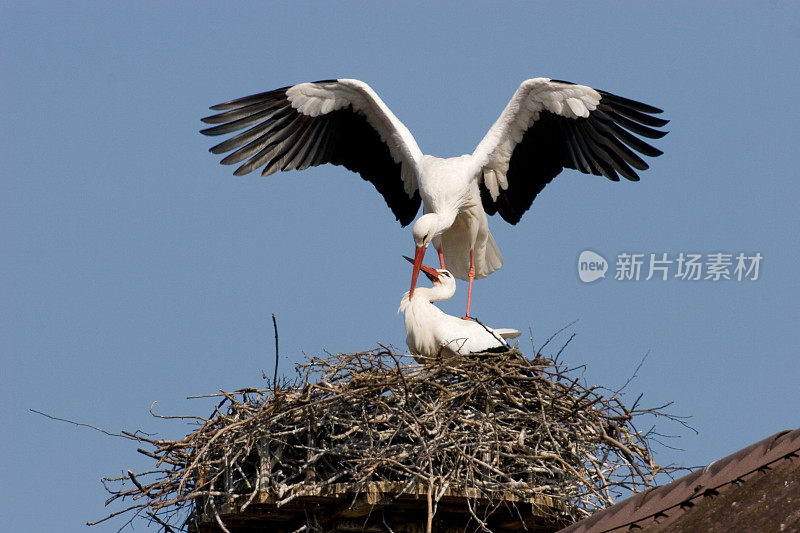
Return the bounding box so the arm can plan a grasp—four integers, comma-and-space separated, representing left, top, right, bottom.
437, 248, 445, 269
463, 249, 475, 320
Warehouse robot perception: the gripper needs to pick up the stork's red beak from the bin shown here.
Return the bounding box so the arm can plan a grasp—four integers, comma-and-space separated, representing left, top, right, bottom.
406, 251, 438, 297
408, 246, 426, 298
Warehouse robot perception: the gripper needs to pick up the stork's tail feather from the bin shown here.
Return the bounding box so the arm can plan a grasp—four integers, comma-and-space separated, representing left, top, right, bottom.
494, 328, 521, 340
441, 230, 504, 280
479, 231, 504, 278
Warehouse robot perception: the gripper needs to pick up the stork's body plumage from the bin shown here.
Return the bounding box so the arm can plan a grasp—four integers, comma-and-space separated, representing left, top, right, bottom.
414, 155, 503, 280
202, 78, 668, 315
398, 262, 520, 359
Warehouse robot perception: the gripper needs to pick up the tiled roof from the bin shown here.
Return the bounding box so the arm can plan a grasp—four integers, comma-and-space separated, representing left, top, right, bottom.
559, 428, 800, 532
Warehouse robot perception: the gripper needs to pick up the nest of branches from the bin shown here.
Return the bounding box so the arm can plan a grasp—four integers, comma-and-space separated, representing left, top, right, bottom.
96, 340, 684, 532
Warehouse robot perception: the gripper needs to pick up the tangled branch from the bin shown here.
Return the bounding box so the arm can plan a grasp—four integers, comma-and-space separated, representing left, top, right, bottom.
93, 341, 685, 532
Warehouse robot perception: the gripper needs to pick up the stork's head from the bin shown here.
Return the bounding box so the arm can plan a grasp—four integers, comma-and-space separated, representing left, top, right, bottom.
402, 256, 456, 303
412, 214, 440, 248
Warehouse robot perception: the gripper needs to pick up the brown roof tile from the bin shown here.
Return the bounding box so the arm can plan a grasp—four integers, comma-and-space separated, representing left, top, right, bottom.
558, 428, 800, 533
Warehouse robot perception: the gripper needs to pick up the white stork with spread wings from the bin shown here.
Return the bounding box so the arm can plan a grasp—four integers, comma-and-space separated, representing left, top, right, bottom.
201, 78, 667, 316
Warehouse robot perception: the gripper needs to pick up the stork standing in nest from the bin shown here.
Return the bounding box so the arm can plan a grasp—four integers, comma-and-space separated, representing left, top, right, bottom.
399, 257, 520, 360
202, 78, 667, 317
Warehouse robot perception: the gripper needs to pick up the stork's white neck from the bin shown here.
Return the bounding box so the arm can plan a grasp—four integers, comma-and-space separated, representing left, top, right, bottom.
400, 278, 456, 308
399, 284, 453, 359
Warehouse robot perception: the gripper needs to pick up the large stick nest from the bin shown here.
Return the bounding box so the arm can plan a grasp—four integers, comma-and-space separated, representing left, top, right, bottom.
96, 339, 684, 532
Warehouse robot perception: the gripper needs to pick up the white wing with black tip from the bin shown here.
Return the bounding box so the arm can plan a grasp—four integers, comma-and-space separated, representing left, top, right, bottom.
201, 79, 424, 226
472, 78, 668, 224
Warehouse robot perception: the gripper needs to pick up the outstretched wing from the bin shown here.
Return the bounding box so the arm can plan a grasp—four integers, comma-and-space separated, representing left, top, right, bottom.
201, 79, 424, 226
472, 78, 668, 224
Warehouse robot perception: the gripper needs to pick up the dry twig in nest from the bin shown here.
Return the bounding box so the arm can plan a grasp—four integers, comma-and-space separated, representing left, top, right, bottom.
93, 340, 687, 532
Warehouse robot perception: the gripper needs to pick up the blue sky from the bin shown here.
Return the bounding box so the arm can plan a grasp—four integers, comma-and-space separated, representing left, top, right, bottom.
2, 2, 798, 531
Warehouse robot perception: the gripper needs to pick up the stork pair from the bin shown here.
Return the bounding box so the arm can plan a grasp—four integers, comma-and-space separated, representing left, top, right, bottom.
202, 77, 667, 355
